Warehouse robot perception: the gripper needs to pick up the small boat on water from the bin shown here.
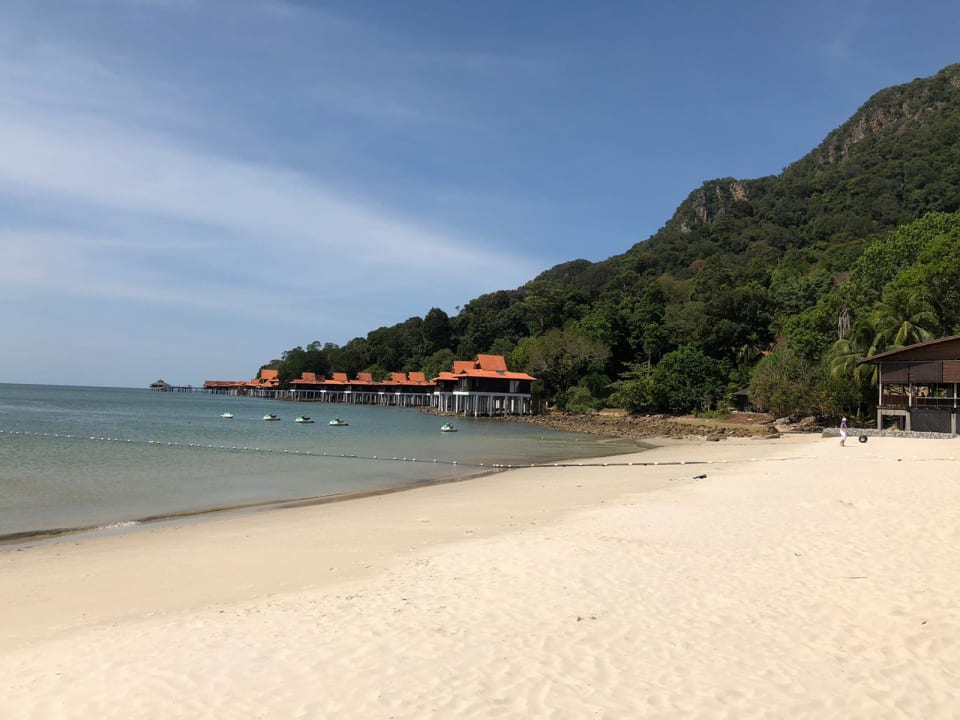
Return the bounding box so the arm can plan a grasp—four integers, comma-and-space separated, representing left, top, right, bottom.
440, 423, 458, 432
263, 413, 280, 421
295, 415, 314, 424
220, 412, 234, 419
329, 417, 349, 426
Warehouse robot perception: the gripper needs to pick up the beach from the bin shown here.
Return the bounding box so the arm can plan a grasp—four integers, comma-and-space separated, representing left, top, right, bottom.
2, 433, 959, 718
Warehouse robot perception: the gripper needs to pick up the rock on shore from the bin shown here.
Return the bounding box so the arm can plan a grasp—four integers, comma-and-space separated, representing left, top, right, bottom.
507, 411, 779, 441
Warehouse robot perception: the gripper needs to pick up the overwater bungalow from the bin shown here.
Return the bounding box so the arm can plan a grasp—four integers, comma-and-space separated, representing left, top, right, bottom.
245, 368, 281, 398
206, 353, 536, 415
203, 379, 247, 395
202, 371, 281, 397
290, 369, 434, 407
859, 335, 960, 434
432, 354, 536, 416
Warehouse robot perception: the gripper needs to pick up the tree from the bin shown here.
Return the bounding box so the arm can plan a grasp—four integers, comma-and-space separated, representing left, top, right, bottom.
829, 287, 938, 391
421, 348, 455, 380
563, 386, 602, 413
870, 289, 937, 348
649, 347, 727, 413
521, 280, 565, 335
827, 316, 883, 388
523, 328, 610, 400
749, 346, 822, 418
421, 308, 453, 356
607, 363, 654, 413
885, 215, 960, 329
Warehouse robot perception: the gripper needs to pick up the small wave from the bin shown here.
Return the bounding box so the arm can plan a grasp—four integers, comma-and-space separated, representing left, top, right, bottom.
96, 520, 140, 531
0, 520, 142, 548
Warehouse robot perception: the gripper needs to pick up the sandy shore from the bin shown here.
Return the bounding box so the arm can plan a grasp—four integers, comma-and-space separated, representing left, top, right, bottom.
2, 433, 959, 718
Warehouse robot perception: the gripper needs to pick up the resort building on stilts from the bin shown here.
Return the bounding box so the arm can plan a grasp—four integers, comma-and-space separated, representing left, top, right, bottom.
203, 354, 536, 417
431, 354, 536, 416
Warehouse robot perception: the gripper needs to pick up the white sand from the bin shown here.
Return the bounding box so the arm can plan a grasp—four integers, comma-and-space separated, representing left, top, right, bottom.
2, 433, 959, 718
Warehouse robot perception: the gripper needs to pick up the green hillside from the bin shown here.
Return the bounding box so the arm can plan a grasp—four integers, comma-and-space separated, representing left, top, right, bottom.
266, 63, 960, 420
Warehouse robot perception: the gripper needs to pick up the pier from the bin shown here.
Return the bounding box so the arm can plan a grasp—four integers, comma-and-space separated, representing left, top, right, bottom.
150, 380, 202, 393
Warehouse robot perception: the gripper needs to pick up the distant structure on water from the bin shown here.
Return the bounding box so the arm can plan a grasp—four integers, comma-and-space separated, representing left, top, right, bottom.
203, 354, 536, 417
149, 379, 196, 392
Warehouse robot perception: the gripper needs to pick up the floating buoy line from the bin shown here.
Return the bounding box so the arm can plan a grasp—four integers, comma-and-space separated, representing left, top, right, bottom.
0, 428, 863, 471
0, 428, 714, 469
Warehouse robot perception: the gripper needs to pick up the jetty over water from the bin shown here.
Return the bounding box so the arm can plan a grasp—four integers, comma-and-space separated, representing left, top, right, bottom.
149, 380, 199, 392
202, 354, 536, 417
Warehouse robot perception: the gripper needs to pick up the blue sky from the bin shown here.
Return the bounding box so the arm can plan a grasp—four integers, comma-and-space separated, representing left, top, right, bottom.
2, 0, 959, 387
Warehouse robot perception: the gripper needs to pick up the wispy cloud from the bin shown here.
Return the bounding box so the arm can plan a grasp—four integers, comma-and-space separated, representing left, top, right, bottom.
0, 4, 542, 319
0, 1, 553, 384
0, 111, 532, 254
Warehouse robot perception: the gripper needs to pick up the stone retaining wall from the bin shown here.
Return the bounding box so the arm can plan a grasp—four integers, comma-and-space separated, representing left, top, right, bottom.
821, 428, 956, 440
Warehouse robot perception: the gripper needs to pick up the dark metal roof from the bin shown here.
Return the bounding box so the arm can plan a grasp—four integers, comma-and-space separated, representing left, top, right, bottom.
858, 335, 960, 364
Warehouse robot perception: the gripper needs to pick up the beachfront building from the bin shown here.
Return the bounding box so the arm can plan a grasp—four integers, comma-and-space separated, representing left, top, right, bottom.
432, 354, 536, 416
383, 371, 434, 407
204, 356, 535, 415
203, 370, 282, 397
289, 371, 349, 402
245, 368, 281, 398
203, 379, 247, 395
859, 335, 960, 434
289, 370, 434, 407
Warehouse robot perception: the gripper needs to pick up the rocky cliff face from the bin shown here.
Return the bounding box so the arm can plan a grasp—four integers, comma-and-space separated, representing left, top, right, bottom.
814, 63, 960, 166
673, 178, 752, 233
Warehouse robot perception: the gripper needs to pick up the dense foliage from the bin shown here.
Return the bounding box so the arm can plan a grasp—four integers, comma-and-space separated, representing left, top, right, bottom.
263, 64, 960, 418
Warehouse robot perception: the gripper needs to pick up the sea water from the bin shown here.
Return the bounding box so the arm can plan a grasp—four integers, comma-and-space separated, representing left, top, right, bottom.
0, 384, 646, 542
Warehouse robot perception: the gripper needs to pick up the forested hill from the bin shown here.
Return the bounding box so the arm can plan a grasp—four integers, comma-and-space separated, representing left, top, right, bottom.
267, 63, 960, 418
543, 62, 960, 289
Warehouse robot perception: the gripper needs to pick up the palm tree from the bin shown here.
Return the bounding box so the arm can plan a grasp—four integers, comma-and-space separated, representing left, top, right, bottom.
829, 290, 939, 389
870, 289, 937, 349
828, 317, 882, 387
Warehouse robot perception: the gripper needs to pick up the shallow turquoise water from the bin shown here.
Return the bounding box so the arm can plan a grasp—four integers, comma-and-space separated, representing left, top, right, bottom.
0, 384, 646, 540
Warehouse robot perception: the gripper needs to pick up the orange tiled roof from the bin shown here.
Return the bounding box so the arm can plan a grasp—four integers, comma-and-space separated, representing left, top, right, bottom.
290, 372, 322, 385
389, 372, 407, 383
355, 372, 375, 384
407, 371, 427, 384
469, 369, 536, 381
438, 355, 536, 382
247, 368, 280, 387
204, 379, 245, 387
476, 354, 507, 372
